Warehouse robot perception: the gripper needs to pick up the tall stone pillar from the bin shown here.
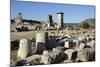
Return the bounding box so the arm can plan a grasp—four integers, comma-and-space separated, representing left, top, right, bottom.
47, 15, 53, 28
57, 12, 64, 29
15, 12, 22, 24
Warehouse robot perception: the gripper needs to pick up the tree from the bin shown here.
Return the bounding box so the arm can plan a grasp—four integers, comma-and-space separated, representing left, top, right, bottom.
80, 18, 95, 29
80, 22, 89, 29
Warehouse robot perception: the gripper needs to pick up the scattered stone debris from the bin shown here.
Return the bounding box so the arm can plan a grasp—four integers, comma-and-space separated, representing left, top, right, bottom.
77, 48, 95, 62
11, 30, 95, 66
11, 13, 95, 66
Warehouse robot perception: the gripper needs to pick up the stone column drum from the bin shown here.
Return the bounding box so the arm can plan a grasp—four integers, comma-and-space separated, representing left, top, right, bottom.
57, 12, 64, 29
17, 39, 32, 59
35, 32, 48, 54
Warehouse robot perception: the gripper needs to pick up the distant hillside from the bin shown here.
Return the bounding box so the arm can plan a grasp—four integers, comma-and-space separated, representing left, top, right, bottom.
80, 18, 95, 28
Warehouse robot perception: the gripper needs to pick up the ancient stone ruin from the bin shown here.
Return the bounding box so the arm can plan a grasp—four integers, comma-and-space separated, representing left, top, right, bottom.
35, 32, 48, 54
17, 39, 32, 59
11, 12, 95, 66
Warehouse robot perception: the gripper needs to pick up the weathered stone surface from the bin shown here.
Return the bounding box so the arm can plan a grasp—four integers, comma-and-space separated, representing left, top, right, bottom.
64, 34, 71, 38
64, 49, 75, 61
72, 40, 80, 50
40, 54, 52, 64
16, 55, 41, 65
63, 60, 73, 63
43, 46, 65, 63
86, 40, 95, 48
25, 54, 41, 65
67, 40, 74, 49
35, 32, 48, 54
40, 50, 52, 64
64, 38, 79, 49
17, 39, 32, 59
52, 46, 65, 55
42, 50, 49, 55
78, 36, 85, 41
36, 42, 46, 54
78, 43, 86, 51
64, 41, 69, 48
57, 12, 64, 29
47, 15, 53, 28
78, 36, 86, 43
36, 32, 48, 45
86, 37, 92, 42
77, 48, 95, 62
57, 38, 73, 48
73, 39, 80, 46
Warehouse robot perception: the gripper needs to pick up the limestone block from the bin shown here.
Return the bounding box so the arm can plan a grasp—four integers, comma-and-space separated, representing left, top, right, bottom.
64, 49, 75, 61
86, 37, 93, 42
64, 41, 69, 48
35, 32, 48, 47
42, 50, 49, 55
63, 60, 73, 63
25, 54, 41, 65
77, 48, 95, 62
36, 32, 48, 44
78, 36, 86, 41
52, 46, 64, 55
86, 40, 95, 48
35, 32, 48, 54
17, 39, 32, 59
73, 39, 80, 46
77, 43, 86, 51
64, 34, 71, 38
40, 51, 52, 64
72, 39, 80, 49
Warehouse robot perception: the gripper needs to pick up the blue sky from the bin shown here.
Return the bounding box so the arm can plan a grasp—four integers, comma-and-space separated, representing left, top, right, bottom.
11, 0, 95, 23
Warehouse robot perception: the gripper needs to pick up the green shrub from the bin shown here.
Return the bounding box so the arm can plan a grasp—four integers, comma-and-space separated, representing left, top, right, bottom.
80, 22, 89, 29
